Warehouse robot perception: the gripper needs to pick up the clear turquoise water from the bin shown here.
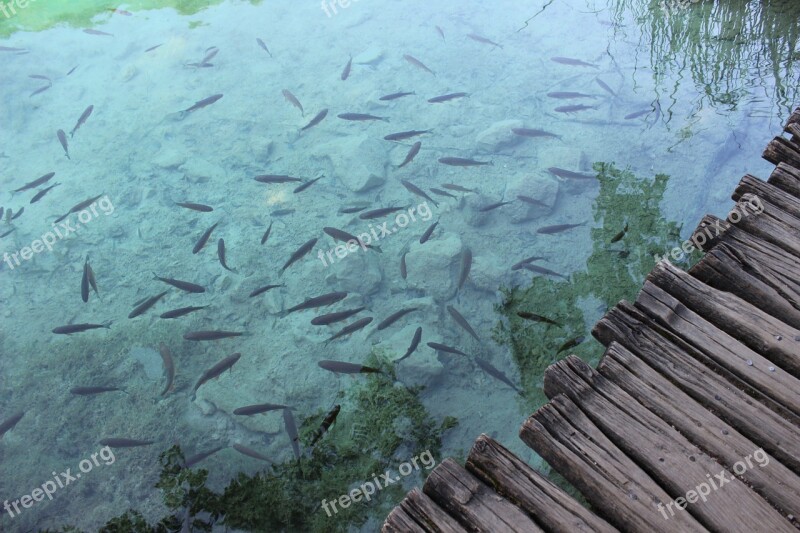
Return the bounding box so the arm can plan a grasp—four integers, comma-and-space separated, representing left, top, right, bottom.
0, 0, 798, 530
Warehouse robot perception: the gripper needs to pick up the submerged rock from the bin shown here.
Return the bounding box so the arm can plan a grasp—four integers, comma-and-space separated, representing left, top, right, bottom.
505, 172, 560, 221
476, 119, 524, 153
404, 233, 462, 301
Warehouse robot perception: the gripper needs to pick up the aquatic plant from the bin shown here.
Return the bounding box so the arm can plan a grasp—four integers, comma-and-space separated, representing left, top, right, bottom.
51, 352, 455, 532
493, 162, 689, 405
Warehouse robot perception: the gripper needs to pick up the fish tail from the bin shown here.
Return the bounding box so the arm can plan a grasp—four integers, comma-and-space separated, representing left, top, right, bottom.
102, 320, 113, 329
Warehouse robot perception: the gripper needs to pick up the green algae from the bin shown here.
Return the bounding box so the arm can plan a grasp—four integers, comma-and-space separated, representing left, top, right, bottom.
0, 0, 264, 39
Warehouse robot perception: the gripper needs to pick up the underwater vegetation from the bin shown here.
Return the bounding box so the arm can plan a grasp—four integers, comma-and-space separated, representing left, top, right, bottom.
493, 163, 691, 406
45, 353, 456, 532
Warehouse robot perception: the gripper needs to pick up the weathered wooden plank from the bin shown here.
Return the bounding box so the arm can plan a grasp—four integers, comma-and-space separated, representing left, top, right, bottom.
637, 279, 800, 416
688, 243, 800, 329
732, 193, 800, 259
423, 459, 544, 532
466, 434, 617, 533
786, 123, 800, 146
733, 174, 800, 218
645, 261, 800, 384
521, 395, 708, 532
763, 136, 800, 169
768, 162, 800, 199
593, 301, 800, 473
788, 107, 800, 126
382, 488, 468, 533
544, 355, 796, 533
598, 342, 800, 516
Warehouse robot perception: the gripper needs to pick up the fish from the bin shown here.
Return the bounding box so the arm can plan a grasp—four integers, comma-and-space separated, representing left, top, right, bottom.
467, 33, 502, 48
379, 91, 415, 101
145, 44, 163, 52
609, 223, 628, 243
281, 237, 318, 273
398, 141, 422, 168
301, 109, 328, 131
185, 446, 225, 467
400, 179, 439, 207
458, 248, 472, 289
14, 172, 55, 192
83, 29, 114, 37
537, 222, 586, 234
10, 207, 24, 221
624, 109, 651, 120
153, 274, 205, 293
254, 174, 303, 184
191, 353, 242, 399
376, 308, 419, 330
160, 306, 208, 319
271, 209, 295, 217
359, 206, 406, 219
232, 444, 270, 462
183, 331, 244, 341
0, 207, 3, 220
99, 439, 155, 448
0, 46, 26, 52
478, 200, 513, 212
217, 238, 235, 272
428, 92, 469, 103
192, 222, 219, 254
427, 342, 469, 356
198, 48, 219, 64
285, 291, 348, 314
310, 405, 341, 446
129, 291, 169, 318
70, 105, 94, 137
340, 204, 370, 214
0, 412, 25, 438
419, 221, 438, 244
81, 255, 97, 303
0, 228, 14, 239
435, 26, 445, 42
29, 182, 59, 205
311, 307, 365, 326
595, 78, 616, 96
234, 403, 288, 415
158, 342, 175, 396
249, 284, 284, 297
441, 183, 477, 193
547, 167, 595, 180
176, 202, 213, 212
283, 408, 301, 459
29, 74, 51, 82
52, 322, 111, 334
403, 54, 436, 76
384, 129, 432, 141
182, 94, 223, 114
510, 256, 546, 270
555, 104, 596, 113
400, 252, 408, 279
337, 113, 388, 122
438, 157, 492, 166
511, 128, 560, 139
53, 194, 104, 223
318, 360, 382, 375
261, 222, 273, 245
323, 227, 381, 252
293, 176, 324, 193
474, 357, 523, 395
517, 195, 548, 207
546, 92, 595, 99
256, 38, 272, 57
430, 187, 457, 199
557, 335, 585, 354
551, 56, 598, 68
397, 327, 422, 362
282, 89, 303, 115
30, 85, 51, 97
517, 311, 561, 326
521, 263, 568, 280
325, 317, 373, 344
57, 130, 70, 159
446, 305, 480, 341
341, 55, 353, 80
69, 386, 125, 395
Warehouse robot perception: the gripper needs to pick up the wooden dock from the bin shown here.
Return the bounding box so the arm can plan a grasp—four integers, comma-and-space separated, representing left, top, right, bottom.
382, 107, 800, 532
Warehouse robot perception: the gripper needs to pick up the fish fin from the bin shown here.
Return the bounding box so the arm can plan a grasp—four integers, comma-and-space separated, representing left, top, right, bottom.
102, 320, 113, 329
370, 245, 383, 253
